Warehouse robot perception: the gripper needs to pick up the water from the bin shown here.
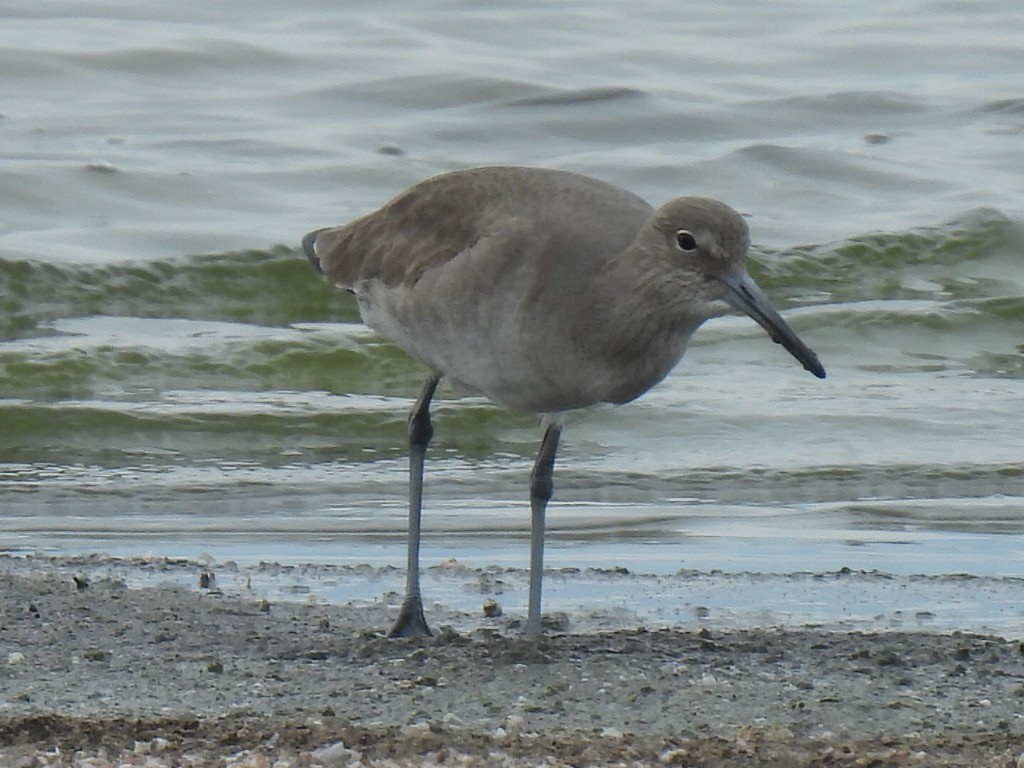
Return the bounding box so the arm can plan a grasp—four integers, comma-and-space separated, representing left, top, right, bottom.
1, 1, 1023, 628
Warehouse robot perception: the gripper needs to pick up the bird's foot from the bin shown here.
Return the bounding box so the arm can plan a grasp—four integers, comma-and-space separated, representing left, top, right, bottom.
520, 611, 571, 639
387, 595, 432, 638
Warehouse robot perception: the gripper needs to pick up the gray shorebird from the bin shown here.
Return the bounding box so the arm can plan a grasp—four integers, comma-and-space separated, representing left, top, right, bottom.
303, 166, 825, 637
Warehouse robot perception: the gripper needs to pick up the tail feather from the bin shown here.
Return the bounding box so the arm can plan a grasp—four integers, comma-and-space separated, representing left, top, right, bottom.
302, 229, 323, 274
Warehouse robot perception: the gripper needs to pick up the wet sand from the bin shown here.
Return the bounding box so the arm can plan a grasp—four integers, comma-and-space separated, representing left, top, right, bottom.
2, 555, 1023, 767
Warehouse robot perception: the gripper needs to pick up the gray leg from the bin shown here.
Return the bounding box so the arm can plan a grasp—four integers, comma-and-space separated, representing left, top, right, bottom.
524, 421, 562, 637
388, 373, 441, 638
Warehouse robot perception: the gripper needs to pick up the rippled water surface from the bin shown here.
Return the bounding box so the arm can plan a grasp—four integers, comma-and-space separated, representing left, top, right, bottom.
1, 1, 1023, 613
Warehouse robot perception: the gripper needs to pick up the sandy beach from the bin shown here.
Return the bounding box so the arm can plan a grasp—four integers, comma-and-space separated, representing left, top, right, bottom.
2, 555, 1022, 767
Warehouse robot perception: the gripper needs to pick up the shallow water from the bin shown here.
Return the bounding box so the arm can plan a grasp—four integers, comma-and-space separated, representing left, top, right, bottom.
1, 1, 1022, 621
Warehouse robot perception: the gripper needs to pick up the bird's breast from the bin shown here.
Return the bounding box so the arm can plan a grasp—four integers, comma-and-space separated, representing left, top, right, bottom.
355, 270, 699, 414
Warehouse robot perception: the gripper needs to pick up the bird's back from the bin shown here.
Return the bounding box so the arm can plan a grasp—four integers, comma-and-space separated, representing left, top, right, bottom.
308, 166, 653, 291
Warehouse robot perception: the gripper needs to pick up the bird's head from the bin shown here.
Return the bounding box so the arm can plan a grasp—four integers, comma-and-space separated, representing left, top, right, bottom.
640, 196, 826, 379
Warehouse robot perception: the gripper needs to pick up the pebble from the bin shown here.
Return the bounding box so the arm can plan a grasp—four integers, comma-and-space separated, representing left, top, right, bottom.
400, 722, 431, 738
309, 741, 355, 766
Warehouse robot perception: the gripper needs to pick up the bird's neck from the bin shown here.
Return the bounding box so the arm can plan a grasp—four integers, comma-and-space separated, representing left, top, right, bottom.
573, 251, 710, 404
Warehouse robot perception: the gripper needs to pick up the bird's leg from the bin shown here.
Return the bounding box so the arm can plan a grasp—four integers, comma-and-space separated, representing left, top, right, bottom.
525, 420, 562, 638
388, 372, 441, 638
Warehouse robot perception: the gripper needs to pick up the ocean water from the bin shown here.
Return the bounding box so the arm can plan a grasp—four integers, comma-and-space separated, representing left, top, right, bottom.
1, 1, 1023, 626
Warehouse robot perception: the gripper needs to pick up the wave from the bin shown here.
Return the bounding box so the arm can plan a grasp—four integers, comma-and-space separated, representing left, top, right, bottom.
3, 208, 1020, 333
0, 247, 358, 339
2, 210, 1022, 402
751, 207, 1023, 303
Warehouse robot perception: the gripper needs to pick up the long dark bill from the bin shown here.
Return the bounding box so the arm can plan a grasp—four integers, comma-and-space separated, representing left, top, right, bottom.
719, 269, 826, 379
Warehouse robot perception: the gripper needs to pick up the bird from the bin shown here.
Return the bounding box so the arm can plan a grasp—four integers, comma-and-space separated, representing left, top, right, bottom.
302, 165, 825, 638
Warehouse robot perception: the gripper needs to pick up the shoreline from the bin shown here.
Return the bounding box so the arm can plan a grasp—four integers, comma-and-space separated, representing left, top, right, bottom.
2, 555, 1022, 766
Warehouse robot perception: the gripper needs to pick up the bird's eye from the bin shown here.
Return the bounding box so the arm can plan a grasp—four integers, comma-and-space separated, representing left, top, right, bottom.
675, 230, 698, 251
